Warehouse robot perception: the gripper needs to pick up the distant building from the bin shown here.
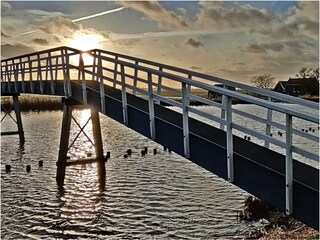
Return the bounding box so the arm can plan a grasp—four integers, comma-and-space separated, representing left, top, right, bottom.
273, 78, 319, 97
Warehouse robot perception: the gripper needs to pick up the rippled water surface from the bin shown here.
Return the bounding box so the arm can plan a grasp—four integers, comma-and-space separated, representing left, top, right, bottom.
1, 105, 317, 239
1, 109, 251, 239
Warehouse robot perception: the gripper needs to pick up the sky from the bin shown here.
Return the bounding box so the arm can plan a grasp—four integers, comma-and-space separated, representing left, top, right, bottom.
1, 1, 319, 85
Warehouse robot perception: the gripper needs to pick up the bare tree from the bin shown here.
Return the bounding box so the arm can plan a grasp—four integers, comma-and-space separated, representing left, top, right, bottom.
296, 67, 314, 78
251, 74, 275, 89
310, 68, 319, 80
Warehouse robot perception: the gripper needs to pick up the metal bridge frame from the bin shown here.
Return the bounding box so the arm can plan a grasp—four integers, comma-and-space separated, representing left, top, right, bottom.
1, 93, 25, 144
56, 98, 105, 188
1, 46, 319, 225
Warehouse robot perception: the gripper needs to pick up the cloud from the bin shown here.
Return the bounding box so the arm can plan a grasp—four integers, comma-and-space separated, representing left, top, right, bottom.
39, 17, 80, 35
184, 37, 203, 48
1, 44, 35, 58
1, 1, 12, 12
195, 2, 276, 31
240, 40, 317, 57
117, 1, 189, 30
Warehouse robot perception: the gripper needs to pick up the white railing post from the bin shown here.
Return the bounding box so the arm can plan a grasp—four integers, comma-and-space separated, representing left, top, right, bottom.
65, 51, 72, 96
156, 66, 163, 104
6, 64, 11, 92
61, 49, 71, 96
13, 62, 19, 92
61, 50, 68, 95
226, 94, 234, 182
148, 72, 156, 140
21, 62, 26, 92
92, 52, 96, 81
79, 54, 87, 104
133, 60, 138, 95
120, 65, 128, 125
98, 54, 106, 113
285, 114, 293, 215
54, 56, 59, 81
220, 85, 228, 130
265, 96, 273, 148
48, 52, 55, 94
182, 82, 190, 158
113, 56, 118, 88
45, 57, 49, 82
28, 56, 34, 93
37, 55, 44, 94
187, 74, 192, 105
1, 65, 5, 91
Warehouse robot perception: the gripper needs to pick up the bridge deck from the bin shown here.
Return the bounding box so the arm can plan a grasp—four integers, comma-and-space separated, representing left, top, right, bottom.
2, 80, 318, 229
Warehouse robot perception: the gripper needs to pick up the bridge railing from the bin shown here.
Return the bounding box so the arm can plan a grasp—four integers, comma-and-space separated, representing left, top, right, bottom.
1, 46, 319, 215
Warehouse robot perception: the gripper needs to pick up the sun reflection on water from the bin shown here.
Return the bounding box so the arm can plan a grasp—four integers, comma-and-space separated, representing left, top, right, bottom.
60, 162, 105, 222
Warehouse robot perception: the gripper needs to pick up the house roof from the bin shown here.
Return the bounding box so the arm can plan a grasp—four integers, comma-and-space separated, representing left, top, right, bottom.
274, 77, 319, 94
287, 77, 318, 85
277, 81, 287, 91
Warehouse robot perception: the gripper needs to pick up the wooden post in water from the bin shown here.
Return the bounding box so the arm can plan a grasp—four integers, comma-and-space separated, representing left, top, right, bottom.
13, 95, 25, 144
56, 99, 72, 188
91, 108, 105, 191
91, 108, 104, 160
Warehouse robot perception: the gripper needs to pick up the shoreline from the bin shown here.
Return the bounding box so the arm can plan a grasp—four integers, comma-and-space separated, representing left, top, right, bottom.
1, 94, 318, 112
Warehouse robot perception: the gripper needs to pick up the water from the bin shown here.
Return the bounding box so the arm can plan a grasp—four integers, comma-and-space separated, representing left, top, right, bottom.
1, 105, 318, 239
172, 104, 319, 168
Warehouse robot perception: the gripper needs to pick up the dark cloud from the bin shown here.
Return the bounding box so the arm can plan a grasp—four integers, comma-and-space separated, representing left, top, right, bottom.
113, 38, 140, 47
240, 43, 284, 53
1, 31, 9, 38
190, 66, 202, 70
184, 38, 203, 48
1, 44, 35, 58
118, 1, 189, 30
32, 38, 50, 46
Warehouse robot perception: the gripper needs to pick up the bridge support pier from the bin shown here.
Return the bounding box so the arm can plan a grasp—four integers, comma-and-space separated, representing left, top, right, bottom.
56, 98, 105, 189
1, 93, 25, 145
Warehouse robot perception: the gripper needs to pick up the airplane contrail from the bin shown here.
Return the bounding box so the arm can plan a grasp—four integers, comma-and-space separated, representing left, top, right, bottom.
112, 29, 218, 40
72, 7, 125, 22
16, 6, 125, 36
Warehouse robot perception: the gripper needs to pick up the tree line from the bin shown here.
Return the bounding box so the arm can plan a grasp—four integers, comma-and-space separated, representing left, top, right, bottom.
251, 67, 319, 89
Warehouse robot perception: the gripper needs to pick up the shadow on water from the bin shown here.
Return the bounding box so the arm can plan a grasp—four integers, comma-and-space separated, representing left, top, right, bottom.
57, 160, 106, 222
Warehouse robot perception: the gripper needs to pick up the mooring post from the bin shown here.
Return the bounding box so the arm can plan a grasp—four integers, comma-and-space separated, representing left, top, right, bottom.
12, 95, 25, 144
56, 99, 72, 187
91, 108, 104, 160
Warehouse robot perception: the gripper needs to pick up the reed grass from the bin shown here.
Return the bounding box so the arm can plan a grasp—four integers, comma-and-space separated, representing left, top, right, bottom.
1, 95, 63, 111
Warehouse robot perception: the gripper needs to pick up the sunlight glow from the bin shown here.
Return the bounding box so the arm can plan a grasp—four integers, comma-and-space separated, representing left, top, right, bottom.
67, 33, 103, 65
69, 34, 101, 51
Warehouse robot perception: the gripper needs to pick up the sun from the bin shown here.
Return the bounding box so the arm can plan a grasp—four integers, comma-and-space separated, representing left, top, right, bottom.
67, 33, 103, 65
68, 34, 101, 51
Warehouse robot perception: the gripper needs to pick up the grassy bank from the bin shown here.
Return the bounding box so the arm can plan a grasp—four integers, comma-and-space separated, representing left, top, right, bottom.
240, 196, 318, 239
1, 95, 63, 111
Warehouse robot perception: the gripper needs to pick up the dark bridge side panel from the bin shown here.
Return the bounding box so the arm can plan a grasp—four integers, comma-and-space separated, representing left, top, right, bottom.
2, 81, 319, 230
